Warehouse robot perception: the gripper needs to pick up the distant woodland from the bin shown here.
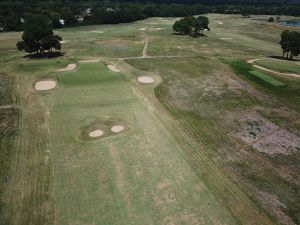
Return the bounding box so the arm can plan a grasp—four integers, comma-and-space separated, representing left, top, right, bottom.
1, 0, 300, 31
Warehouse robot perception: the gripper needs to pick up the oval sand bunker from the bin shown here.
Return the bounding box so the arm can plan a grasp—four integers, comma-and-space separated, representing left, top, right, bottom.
89, 129, 104, 138
138, 76, 155, 84
111, 125, 125, 133
57, 63, 76, 72
35, 80, 56, 91
107, 65, 120, 72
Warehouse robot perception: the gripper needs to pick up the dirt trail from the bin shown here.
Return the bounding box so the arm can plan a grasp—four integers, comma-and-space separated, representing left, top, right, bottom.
247, 58, 300, 78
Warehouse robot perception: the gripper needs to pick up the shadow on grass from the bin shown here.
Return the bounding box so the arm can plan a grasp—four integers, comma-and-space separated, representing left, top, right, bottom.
269, 55, 300, 62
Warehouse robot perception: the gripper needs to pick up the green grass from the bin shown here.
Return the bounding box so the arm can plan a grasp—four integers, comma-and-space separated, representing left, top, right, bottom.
255, 58, 300, 74
249, 70, 286, 87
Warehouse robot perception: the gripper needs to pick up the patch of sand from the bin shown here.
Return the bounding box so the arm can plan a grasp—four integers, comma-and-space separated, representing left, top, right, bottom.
220, 38, 232, 40
111, 125, 124, 133
138, 76, 155, 84
57, 64, 76, 72
155, 28, 163, 31
91, 31, 104, 34
138, 28, 147, 31
78, 59, 100, 63
107, 65, 120, 72
59, 40, 68, 44
218, 21, 223, 25
89, 129, 104, 137
35, 79, 56, 91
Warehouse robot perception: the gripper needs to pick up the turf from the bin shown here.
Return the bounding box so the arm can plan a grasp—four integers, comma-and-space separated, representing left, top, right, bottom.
254, 58, 300, 74
249, 70, 286, 87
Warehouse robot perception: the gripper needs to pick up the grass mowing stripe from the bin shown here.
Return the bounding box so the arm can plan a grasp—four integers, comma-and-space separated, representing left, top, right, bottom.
249, 70, 286, 87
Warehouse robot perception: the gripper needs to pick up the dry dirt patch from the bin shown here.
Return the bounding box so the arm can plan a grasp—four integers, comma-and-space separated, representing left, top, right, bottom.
254, 129, 300, 155
138, 76, 155, 84
34, 79, 56, 91
57, 64, 76, 72
235, 113, 300, 156
107, 65, 120, 72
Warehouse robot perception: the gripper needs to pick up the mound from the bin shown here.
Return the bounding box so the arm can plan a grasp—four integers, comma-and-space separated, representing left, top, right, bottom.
78, 59, 100, 63
35, 79, 56, 91
89, 129, 104, 137
138, 76, 155, 84
57, 64, 76, 72
107, 65, 120, 72
111, 125, 124, 133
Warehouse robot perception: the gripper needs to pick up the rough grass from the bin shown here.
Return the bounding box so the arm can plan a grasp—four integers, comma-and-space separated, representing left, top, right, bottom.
249, 70, 286, 87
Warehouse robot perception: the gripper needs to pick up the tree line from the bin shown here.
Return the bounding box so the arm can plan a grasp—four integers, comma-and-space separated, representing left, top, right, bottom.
1, 0, 300, 31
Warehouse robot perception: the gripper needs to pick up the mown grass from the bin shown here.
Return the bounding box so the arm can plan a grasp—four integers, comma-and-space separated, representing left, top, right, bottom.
249, 70, 286, 87
255, 58, 300, 74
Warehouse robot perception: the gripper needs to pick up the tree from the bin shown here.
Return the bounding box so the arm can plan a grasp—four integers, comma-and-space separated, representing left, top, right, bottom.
279, 30, 300, 59
193, 16, 210, 37
16, 14, 62, 55
268, 17, 274, 22
173, 15, 210, 37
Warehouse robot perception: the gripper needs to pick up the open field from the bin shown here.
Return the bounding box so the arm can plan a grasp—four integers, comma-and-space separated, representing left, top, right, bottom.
0, 14, 300, 225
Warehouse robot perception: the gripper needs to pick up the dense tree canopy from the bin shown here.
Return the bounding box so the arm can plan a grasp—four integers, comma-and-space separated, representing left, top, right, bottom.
173, 16, 210, 37
279, 30, 300, 59
0, 0, 300, 31
16, 15, 62, 54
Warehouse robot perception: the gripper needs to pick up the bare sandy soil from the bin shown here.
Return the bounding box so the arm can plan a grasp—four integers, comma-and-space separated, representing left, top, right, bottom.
218, 21, 224, 25
35, 80, 56, 91
88, 129, 104, 137
111, 125, 124, 133
220, 38, 232, 40
138, 76, 155, 84
107, 65, 120, 72
138, 28, 146, 31
57, 64, 76, 72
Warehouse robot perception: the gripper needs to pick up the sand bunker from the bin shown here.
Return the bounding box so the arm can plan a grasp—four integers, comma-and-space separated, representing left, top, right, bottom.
138, 76, 155, 84
57, 64, 76, 72
111, 125, 125, 133
59, 40, 68, 44
88, 129, 104, 138
138, 28, 147, 31
220, 38, 232, 40
91, 31, 104, 34
35, 79, 56, 91
78, 59, 100, 63
155, 28, 163, 31
218, 21, 223, 25
107, 65, 120, 72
